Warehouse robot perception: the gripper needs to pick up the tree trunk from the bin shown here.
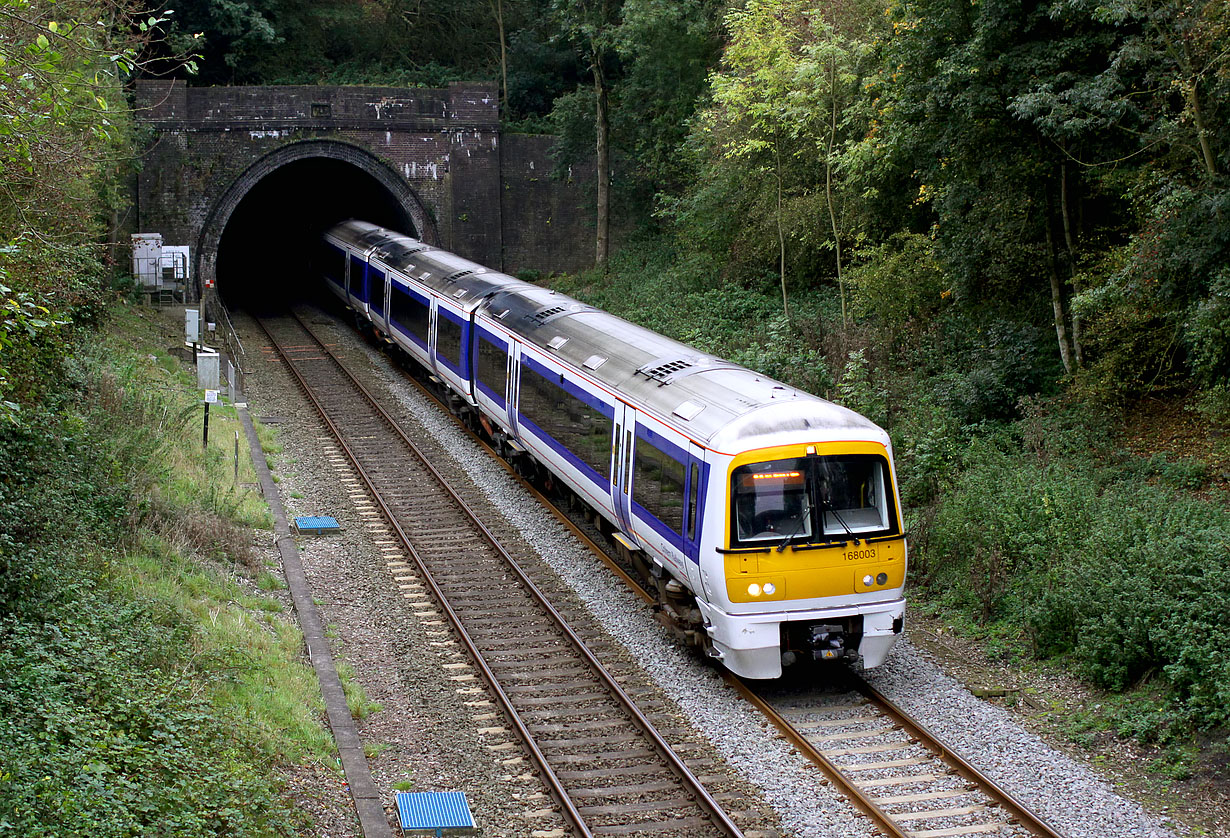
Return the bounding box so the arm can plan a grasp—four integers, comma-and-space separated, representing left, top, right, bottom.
593, 57, 610, 268
825, 56, 845, 328
490, 0, 508, 112
1044, 218, 1074, 375
1060, 164, 1083, 367
775, 139, 789, 321
1187, 80, 1217, 177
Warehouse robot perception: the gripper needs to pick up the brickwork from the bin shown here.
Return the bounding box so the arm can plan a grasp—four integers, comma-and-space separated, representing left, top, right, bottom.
500, 134, 595, 276
134, 80, 595, 313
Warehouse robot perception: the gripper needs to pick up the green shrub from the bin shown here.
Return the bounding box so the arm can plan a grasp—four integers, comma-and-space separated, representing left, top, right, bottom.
0, 308, 319, 835
926, 439, 1230, 735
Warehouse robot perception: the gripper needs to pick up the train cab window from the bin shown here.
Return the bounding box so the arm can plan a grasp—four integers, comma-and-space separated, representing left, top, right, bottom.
322, 244, 344, 287
437, 310, 463, 367
476, 334, 507, 399
390, 284, 429, 345
732, 460, 812, 544
817, 456, 891, 535
731, 455, 896, 547
634, 438, 685, 536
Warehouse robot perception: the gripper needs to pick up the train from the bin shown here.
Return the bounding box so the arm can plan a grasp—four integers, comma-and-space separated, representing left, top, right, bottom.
320, 220, 906, 678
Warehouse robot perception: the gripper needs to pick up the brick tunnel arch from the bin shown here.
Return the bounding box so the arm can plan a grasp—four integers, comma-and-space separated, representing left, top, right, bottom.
197, 139, 438, 314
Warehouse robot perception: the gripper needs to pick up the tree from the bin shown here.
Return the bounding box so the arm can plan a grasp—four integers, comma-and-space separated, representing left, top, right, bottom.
0, 0, 190, 422
552, 0, 622, 267
707, 0, 815, 319
862, 0, 1152, 373
681, 0, 881, 320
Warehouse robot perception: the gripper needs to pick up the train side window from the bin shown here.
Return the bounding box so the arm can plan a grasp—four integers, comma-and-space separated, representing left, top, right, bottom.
390, 285, 429, 345
687, 462, 700, 540
370, 268, 386, 315
437, 310, 463, 367
624, 430, 632, 494
634, 437, 685, 536
350, 256, 367, 302
520, 365, 612, 480
613, 422, 622, 486
476, 334, 507, 399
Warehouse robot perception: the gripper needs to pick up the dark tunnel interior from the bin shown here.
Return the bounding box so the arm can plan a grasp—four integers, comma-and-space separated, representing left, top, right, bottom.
217, 157, 415, 312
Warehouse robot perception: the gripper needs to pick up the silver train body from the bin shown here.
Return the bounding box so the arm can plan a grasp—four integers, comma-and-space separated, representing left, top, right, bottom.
322, 220, 906, 678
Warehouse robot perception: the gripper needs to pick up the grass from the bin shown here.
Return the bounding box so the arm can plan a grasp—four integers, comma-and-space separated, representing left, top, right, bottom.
99, 307, 342, 762
117, 537, 335, 763
0, 300, 343, 835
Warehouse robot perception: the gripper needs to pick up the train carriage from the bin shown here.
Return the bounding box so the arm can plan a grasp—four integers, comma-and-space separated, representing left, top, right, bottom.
322, 220, 907, 679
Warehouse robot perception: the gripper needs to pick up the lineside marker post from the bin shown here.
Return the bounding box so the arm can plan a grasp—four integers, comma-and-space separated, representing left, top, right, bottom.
203, 388, 218, 448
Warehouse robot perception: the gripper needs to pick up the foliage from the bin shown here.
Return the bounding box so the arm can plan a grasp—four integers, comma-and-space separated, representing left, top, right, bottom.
0, 312, 322, 833
926, 427, 1230, 736
846, 233, 949, 341
164, 0, 528, 87
670, 0, 884, 313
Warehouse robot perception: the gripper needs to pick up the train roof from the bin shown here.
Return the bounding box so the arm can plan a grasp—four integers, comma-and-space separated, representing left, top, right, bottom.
326, 221, 887, 451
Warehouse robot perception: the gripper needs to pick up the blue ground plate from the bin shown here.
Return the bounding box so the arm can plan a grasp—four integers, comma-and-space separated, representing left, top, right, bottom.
395, 791, 476, 834
293, 515, 341, 535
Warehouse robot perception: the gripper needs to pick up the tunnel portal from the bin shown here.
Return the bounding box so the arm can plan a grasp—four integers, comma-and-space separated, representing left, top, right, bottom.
134, 80, 595, 324
217, 156, 416, 312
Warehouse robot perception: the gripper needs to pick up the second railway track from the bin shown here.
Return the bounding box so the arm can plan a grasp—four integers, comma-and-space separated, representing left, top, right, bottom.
256, 311, 754, 838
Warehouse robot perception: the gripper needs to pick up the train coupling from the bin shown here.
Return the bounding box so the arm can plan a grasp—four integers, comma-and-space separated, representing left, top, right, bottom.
808, 624, 850, 661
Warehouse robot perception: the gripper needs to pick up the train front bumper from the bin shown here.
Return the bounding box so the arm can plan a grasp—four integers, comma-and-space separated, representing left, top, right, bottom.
698, 596, 906, 679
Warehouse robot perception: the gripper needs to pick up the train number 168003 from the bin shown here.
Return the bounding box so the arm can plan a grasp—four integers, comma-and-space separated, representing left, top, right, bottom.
844, 547, 878, 562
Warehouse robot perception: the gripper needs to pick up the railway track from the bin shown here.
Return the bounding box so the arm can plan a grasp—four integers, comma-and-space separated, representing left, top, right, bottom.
311, 306, 1072, 838
736, 676, 1067, 838
255, 312, 750, 838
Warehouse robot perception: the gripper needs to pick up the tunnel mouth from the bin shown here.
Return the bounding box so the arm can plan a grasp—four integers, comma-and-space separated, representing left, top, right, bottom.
216, 155, 417, 313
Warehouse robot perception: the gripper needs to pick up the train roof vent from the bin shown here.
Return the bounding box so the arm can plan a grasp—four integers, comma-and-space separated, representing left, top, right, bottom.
452, 288, 468, 299
527, 304, 567, 326
547, 335, 568, 350
385, 244, 430, 258
583, 354, 607, 371
445, 268, 481, 283
636, 357, 696, 385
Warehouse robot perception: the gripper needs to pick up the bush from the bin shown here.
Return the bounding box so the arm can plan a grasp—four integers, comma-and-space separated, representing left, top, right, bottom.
925, 437, 1230, 735
0, 311, 313, 835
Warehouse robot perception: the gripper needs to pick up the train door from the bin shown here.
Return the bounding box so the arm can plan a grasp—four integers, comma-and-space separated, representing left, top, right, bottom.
507, 343, 521, 439
368, 263, 388, 330
427, 300, 438, 376
349, 254, 368, 314
682, 442, 707, 565
610, 403, 635, 535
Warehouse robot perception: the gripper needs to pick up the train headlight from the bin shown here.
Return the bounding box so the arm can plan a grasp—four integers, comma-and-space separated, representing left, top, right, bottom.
862, 574, 874, 587
876, 573, 888, 586
748, 583, 761, 597
763, 582, 776, 595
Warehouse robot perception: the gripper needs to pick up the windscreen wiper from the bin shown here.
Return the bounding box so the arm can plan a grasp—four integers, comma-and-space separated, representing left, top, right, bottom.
821, 499, 861, 546
775, 508, 812, 552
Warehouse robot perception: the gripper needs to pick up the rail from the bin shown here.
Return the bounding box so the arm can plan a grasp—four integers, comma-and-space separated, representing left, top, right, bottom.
256, 311, 747, 838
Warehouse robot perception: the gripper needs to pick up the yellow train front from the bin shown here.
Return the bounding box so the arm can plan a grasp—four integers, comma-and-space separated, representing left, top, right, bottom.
693, 404, 907, 679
